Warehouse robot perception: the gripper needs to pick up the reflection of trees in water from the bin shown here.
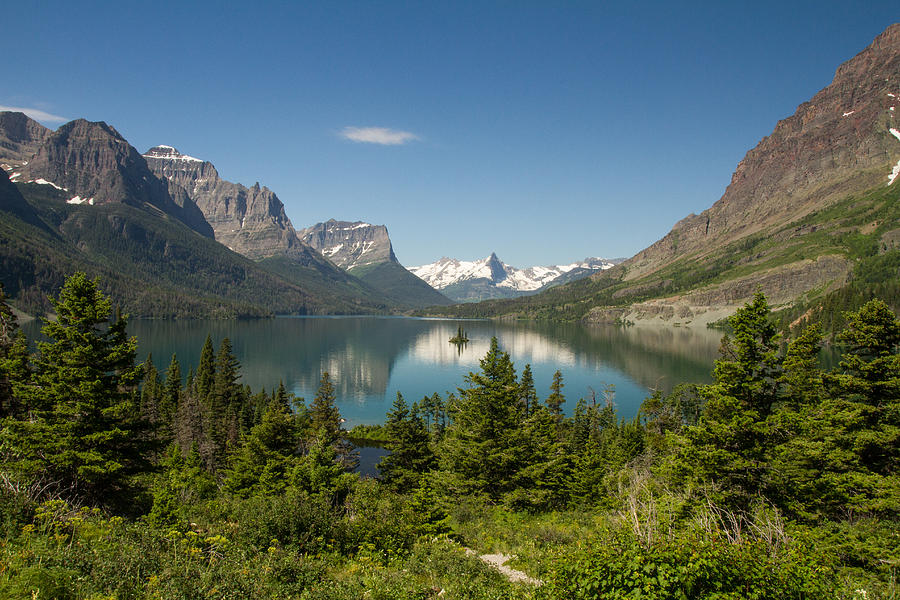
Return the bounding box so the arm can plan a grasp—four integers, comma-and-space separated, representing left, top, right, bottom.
487, 321, 721, 393
121, 318, 722, 407
126, 318, 426, 398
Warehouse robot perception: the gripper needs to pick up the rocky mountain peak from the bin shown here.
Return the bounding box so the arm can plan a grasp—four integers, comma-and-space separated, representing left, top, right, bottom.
144, 145, 204, 162
0, 112, 51, 169
624, 22, 900, 282
298, 220, 398, 271
144, 144, 308, 260
5, 119, 212, 236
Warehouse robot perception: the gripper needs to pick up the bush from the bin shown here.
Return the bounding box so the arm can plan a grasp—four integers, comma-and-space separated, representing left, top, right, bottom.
539, 528, 833, 600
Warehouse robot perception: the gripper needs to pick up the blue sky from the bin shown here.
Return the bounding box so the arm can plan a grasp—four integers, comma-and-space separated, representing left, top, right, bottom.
2, 1, 898, 267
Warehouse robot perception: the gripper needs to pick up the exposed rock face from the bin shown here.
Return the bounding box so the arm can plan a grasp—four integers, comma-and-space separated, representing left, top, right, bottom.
10, 120, 212, 236
144, 145, 308, 260
624, 23, 900, 281
0, 112, 51, 169
298, 220, 398, 271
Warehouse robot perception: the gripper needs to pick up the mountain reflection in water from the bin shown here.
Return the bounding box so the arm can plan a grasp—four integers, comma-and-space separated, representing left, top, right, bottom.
25, 317, 722, 427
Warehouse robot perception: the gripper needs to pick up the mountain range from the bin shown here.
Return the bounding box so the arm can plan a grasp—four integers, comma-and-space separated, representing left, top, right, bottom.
3, 23, 899, 324
409, 253, 619, 302
0, 116, 446, 316
423, 23, 900, 326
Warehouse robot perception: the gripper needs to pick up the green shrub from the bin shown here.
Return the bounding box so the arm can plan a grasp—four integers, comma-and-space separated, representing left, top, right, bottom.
539, 528, 833, 600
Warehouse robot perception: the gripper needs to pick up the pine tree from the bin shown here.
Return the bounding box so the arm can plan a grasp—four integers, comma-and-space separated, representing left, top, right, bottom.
212, 337, 243, 445
310, 372, 341, 443
440, 337, 524, 498
519, 364, 538, 418
378, 392, 435, 492
161, 353, 182, 426
140, 353, 162, 425
3, 273, 143, 505
713, 290, 782, 417
0, 285, 28, 419
547, 370, 565, 419
194, 335, 215, 404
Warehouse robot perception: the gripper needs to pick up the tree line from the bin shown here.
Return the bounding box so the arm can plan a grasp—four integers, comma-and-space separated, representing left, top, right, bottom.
0, 273, 897, 598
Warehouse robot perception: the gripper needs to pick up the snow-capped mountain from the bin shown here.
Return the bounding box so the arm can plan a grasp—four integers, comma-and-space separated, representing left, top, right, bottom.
297, 219, 397, 271
409, 253, 618, 302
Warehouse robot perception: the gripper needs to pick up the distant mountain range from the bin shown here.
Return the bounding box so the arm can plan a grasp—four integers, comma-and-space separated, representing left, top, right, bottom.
409, 253, 619, 302
422, 23, 900, 325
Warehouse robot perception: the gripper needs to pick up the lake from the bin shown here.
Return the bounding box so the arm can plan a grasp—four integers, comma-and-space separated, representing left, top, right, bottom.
124, 317, 723, 427
23, 316, 724, 427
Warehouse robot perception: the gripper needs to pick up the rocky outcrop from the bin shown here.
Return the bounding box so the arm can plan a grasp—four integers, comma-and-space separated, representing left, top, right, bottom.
624, 23, 900, 281
12, 121, 212, 237
297, 220, 452, 307
144, 145, 307, 260
298, 220, 397, 271
587, 255, 854, 326
0, 112, 51, 169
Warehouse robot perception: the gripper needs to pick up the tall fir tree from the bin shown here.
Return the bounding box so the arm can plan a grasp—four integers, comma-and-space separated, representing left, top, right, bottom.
2, 273, 143, 505
440, 337, 524, 498
378, 392, 435, 492
310, 371, 341, 443
547, 370, 565, 419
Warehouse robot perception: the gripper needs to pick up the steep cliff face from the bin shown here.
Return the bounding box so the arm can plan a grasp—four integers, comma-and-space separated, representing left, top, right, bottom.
298, 220, 398, 271
624, 23, 900, 281
9, 121, 213, 237
298, 220, 452, 307
144, 145, 305, 260
0, 112, 51, 168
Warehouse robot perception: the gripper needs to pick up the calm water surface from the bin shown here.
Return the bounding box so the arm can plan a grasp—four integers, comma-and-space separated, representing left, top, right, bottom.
25, 316, 723, 427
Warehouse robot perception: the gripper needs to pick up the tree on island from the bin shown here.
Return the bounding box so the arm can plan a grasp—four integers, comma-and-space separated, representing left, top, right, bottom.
449, 324, 469, 344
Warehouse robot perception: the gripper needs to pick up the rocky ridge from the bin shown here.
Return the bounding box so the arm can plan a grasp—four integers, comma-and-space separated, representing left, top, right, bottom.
144, 145, 311, 261
623, 23, 900, 283
298, 220, 398, 271
2, 117, 213, 237
0, 111, 51, 169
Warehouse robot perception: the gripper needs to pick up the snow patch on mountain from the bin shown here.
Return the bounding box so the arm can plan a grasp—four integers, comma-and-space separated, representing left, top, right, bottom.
143, 145, 203, 162
298, 219, 397, 271
409, 254, 616, 292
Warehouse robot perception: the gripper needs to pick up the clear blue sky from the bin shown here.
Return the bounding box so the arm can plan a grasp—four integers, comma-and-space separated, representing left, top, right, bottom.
2, 1, 898, 267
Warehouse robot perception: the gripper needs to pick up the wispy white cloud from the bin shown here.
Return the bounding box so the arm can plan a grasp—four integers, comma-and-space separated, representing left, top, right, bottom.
339, 126, 419, 146
0, 105, 68, 123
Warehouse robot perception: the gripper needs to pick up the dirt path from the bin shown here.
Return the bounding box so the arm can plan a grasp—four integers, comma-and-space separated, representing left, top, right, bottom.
465, 549, 542, 585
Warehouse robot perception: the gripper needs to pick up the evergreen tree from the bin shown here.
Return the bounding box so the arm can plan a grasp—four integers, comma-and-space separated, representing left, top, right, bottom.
161, 353, 182, 426
665, 292, 781, 509
519, 364, 538, 418
440, 337, 524, 498
140, 353, 162, 426
2, 273, 143, 505
713, 290, 782, 417
0, 285, 28, 420
310, 372, 341, 443
378, 392, 435, 492
547, 370, 565, 419
194, 335, 215, 404
224, 399, 300, 497
212, 337, 243, 445
774, 299, 900, 517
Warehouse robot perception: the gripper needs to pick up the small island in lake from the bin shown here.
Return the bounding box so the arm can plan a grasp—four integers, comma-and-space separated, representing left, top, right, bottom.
449, 324, 469, 345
